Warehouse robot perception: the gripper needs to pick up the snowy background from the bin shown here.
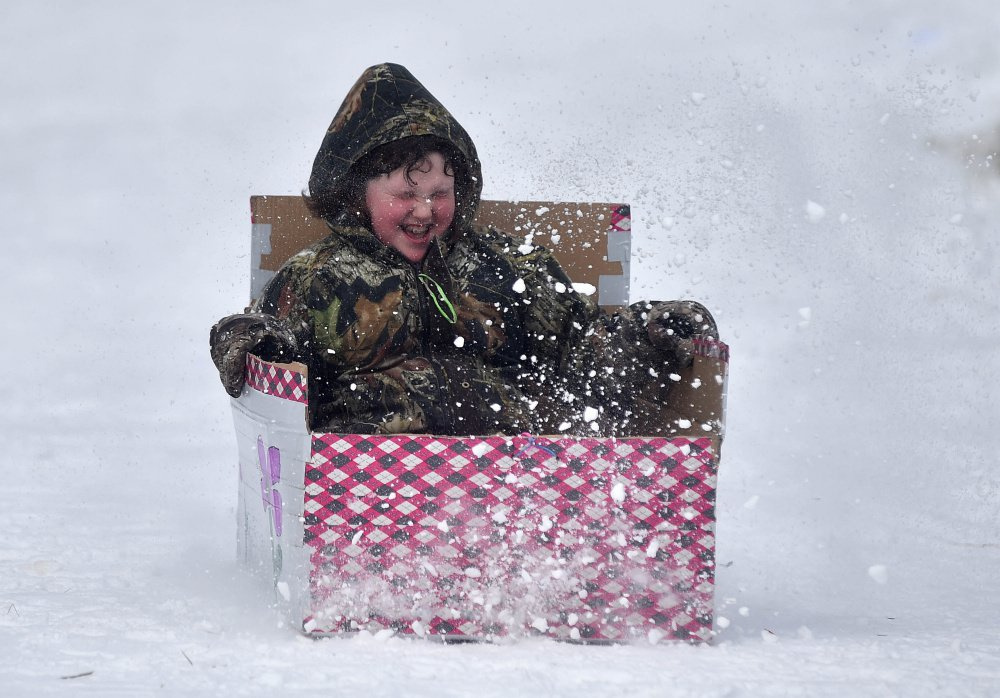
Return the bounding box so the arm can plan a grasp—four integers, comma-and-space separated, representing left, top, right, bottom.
3, 0, 999, 695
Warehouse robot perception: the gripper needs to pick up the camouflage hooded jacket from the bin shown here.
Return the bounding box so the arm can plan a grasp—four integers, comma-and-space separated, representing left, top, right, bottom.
232, 63, 681, 436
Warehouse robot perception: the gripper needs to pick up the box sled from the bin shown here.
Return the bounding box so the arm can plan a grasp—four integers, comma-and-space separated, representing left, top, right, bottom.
230, 197, 729, 643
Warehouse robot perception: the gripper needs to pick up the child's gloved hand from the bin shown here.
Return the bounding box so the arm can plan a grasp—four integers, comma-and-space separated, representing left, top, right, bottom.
209, 313, 299, 397
646, 300, 718, 367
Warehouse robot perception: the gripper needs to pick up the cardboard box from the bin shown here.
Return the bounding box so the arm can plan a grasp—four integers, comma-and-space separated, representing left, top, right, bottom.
232, 197, 729, 642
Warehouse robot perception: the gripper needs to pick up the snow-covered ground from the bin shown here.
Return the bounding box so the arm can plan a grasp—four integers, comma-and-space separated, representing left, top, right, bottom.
3, 1, 999, 695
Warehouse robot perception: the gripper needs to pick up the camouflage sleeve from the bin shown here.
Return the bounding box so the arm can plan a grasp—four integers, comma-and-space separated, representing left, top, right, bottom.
596, 301, 698, 431
510, 242, 690, 435
209, 312, 300, 396
506, 242, 616, 433
249, 252, 355, 422
207, 261, 312, 398
250, 254, 319, 362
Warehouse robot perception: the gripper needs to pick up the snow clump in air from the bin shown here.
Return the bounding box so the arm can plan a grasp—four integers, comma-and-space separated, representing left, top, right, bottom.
805, 200, 826, 223
868, 564, 889, 584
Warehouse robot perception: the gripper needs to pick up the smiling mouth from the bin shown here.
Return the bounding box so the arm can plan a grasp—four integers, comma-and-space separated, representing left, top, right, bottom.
402, 225, 432, 240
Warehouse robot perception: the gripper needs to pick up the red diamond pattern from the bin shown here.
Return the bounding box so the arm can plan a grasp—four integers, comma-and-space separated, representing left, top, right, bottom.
245, 354, 307, 403
301, 434, 717, 643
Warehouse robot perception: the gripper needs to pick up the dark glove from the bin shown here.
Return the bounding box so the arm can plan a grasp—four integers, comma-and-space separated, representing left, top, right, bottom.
646, 300, 718, 366
209, 313, 300, 397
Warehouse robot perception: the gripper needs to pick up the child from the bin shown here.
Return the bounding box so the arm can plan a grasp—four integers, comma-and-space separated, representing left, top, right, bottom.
210, 63, 717, 436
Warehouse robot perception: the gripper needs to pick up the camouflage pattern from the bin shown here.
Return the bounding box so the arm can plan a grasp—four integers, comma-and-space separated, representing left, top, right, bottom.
212, 63, 711, 436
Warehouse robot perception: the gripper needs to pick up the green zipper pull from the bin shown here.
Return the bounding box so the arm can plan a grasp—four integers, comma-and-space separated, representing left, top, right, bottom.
418, 273, 458, 324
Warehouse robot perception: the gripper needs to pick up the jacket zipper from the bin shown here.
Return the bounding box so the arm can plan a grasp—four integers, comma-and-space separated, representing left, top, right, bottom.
413, 266, 433, 356
411, 266, 455, 428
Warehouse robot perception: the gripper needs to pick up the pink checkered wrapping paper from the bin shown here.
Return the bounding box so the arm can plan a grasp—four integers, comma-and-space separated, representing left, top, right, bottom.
301, 433, 718, 643
245, 354, 307, 403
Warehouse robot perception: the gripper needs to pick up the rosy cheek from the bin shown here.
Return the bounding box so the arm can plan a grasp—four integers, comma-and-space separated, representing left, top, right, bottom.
435, 201, 456, 222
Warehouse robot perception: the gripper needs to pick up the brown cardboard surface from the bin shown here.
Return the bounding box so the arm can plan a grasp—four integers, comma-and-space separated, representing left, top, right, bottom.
251, 195, 326, 273
659, 341, 729, 442
473, 200, 629, 304
250, 195, 629, 311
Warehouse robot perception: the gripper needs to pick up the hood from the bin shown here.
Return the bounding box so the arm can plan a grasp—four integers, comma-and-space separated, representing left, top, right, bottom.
309, 63, 484, 234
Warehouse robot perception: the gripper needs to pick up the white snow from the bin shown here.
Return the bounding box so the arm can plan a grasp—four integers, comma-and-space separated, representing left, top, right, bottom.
805, 200, 827, 222
868, 564, 890, 585
648, 628, 668, 644
610, 482, 627, 503
798, 306, 812, 327
3, 1, 1000, 696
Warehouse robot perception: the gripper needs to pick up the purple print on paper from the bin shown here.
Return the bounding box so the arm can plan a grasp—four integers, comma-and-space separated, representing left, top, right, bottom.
257, 436, 283, 537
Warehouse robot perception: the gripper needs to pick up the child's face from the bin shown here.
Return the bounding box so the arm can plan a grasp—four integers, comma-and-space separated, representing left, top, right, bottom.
365, 152, 456, 264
